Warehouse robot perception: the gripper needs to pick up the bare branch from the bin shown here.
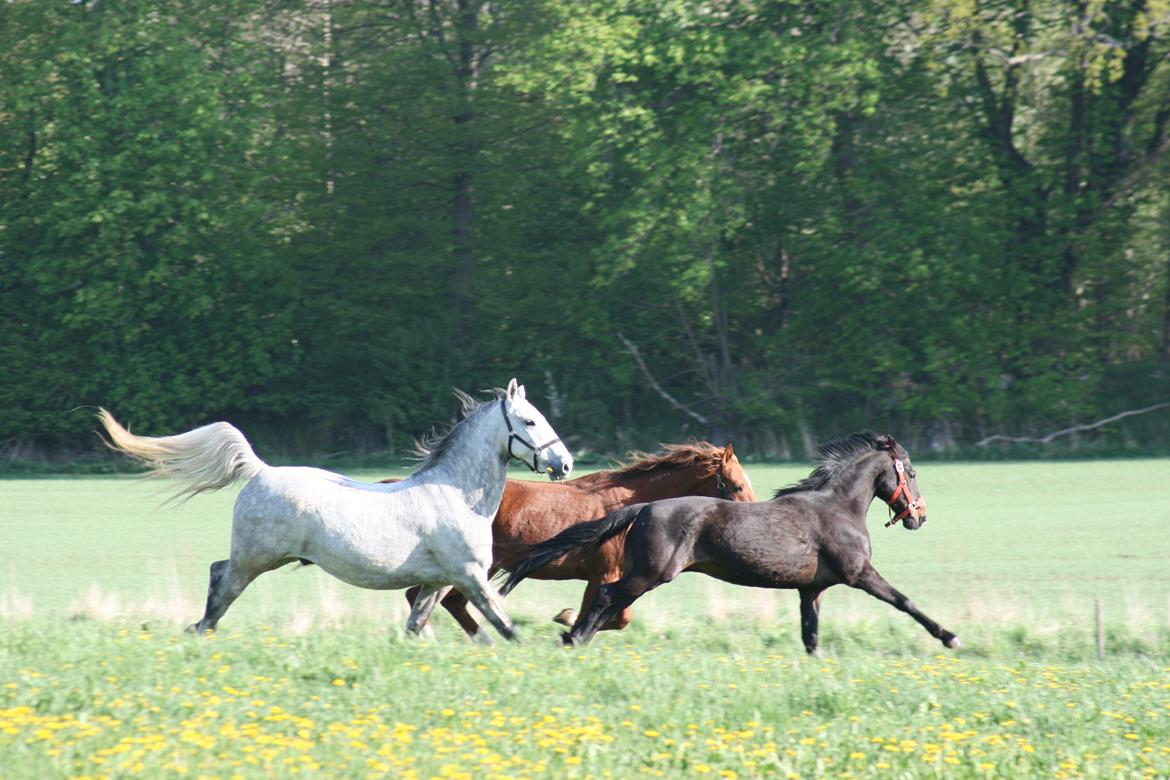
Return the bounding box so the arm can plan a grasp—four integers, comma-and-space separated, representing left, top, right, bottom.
617, 333, 709, 426
975, 403, 1170, 446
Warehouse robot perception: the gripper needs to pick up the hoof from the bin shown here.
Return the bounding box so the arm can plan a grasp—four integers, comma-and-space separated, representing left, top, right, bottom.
553, 608, 576, 627
560, 631, 576, 646
944, 635, 961, 649
185, 623, 210, 636
470, 629, 494, 646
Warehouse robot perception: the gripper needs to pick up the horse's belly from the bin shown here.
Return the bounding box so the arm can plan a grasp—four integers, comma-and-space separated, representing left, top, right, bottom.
313, 555, 446, 591
305, 529, 444, 590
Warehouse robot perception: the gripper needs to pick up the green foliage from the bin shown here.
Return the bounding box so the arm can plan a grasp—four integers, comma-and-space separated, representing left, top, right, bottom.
0, 0, 300, 441
2, 0, 1169, 457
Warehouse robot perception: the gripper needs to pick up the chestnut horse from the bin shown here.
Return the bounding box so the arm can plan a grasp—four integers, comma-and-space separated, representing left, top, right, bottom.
399, 443, 757, 641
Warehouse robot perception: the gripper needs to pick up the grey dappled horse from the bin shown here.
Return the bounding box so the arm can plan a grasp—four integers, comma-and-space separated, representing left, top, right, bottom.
99, 379, 572, 641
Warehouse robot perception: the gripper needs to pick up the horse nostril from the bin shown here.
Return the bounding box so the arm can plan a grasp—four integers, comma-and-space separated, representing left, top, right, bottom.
561, 462, 572, 475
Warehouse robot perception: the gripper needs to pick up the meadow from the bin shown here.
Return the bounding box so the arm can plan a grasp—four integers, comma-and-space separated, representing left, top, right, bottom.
2, 460, 1169, 777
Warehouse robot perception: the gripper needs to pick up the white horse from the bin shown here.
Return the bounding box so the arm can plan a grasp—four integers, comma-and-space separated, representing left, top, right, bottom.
97, 379, 572, 642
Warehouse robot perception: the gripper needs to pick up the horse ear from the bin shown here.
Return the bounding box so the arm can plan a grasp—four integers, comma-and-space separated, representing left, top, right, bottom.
516, 383, 527, 400
722, 443, 735, 462
506, 378, 518, 399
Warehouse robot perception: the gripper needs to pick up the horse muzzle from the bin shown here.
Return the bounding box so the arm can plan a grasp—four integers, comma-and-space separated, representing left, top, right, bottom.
544, 452, 573, 481
902, 513, 927, 530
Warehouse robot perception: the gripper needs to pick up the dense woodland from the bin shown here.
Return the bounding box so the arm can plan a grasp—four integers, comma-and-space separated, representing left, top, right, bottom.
2, 0, 1169, 461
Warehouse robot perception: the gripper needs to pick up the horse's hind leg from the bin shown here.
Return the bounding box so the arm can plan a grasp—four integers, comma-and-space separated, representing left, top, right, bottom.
565, 578, 648, 646
554, 581, 597, 628
405, 586, 451, 637
187, 559, 250, 634
403, 587, 436, 639
187, 555, 290, 635
561, 576, 634, 633
850, 563, 960, 649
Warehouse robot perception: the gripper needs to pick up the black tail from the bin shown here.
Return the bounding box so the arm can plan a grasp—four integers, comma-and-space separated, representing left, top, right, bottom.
497, 504, 646, 596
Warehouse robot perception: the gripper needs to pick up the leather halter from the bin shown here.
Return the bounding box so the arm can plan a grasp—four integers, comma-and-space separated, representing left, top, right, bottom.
881, 447, 925, 527
500, 399, 563, 474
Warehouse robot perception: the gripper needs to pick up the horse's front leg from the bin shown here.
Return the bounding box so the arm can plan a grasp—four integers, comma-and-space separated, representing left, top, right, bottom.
451, 567, 518, 643
798, 587, 826, 654
849, 563, 960, 649
404, 586, 487, 643
443, 589, 492, 645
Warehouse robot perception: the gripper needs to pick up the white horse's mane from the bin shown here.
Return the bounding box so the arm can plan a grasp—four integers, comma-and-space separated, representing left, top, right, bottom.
411, 388, 507, 473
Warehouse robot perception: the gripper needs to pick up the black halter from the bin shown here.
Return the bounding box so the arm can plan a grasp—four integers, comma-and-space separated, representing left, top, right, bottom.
500, 399, 562, 473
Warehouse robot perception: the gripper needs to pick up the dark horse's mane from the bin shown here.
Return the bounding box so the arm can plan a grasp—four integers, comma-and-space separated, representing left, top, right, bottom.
772, 431, 886, 499
411, 388, 506, 473
597, 442, 725, 483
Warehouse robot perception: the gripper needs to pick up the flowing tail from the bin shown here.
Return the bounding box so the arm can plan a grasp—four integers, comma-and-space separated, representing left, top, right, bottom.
96, 408, 266, 503
498, 504, 646, 596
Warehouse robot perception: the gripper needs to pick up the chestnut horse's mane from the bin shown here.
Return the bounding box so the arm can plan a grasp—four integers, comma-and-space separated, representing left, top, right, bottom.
604, 442, 725, 481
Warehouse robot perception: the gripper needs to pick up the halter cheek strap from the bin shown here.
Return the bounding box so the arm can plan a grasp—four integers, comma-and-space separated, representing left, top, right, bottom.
883, 453, 926, 527
500, 399, 563, 474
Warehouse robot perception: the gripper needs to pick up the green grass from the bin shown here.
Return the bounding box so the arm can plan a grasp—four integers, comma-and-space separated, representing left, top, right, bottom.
4, 461, 1169, 632
1, 621, 1167, 778
1, 461, 1169, 777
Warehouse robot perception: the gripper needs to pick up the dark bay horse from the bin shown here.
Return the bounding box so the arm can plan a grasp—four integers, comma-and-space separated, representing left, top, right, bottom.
398, 443, 757, 641
500, 432, 960, 651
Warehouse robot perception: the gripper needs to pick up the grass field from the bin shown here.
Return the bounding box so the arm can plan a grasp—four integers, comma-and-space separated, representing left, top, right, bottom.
2, 460, 1169, 777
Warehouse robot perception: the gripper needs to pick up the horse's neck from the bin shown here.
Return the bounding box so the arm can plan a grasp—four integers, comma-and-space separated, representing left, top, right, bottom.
832, 455, 884, 524
604, 467, 707, 502
423, 413, 509, 518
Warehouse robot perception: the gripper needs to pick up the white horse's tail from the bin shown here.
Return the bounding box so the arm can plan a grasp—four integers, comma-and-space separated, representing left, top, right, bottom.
97, 409, 266, 503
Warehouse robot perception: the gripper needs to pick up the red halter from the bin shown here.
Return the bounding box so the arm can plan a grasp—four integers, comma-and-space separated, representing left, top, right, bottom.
882, 451, 926, 528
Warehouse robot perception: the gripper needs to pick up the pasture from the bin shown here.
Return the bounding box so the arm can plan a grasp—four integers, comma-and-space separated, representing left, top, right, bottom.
2, 460, 1169, 777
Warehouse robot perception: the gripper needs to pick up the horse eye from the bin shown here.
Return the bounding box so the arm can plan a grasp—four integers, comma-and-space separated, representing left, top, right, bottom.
523, 419, 536, 428
733, 486, 743, 493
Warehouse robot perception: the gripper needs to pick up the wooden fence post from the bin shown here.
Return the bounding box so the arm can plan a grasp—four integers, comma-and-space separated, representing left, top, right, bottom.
1094, 597, 1105, 661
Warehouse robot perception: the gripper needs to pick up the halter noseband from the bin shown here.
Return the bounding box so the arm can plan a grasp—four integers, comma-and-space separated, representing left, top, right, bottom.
881, 445, 925, 527
500, 399, 563, 474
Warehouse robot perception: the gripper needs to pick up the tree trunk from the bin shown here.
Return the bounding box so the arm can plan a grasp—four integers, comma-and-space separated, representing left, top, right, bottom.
451, 0, 479, 299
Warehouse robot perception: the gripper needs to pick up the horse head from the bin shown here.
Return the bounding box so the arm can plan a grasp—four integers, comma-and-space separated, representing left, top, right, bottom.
500, 378, 573, 480
877, 436, 926, 530
713, 443, 757, 501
